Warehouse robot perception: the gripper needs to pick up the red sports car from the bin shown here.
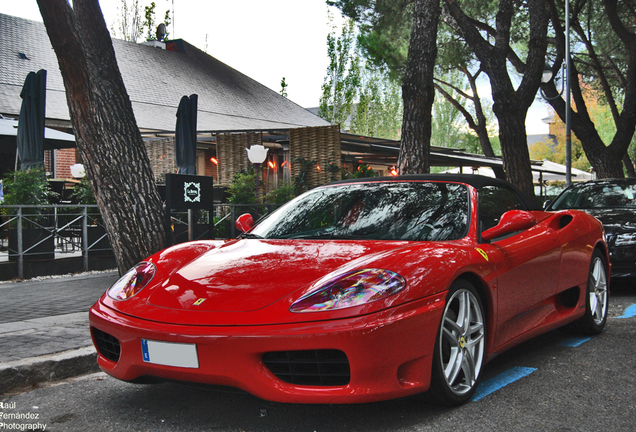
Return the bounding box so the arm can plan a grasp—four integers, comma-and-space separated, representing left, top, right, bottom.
89, 174, 609, 405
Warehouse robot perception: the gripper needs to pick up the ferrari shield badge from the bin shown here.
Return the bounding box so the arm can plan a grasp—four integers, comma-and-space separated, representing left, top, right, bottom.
476, 248, 489, 262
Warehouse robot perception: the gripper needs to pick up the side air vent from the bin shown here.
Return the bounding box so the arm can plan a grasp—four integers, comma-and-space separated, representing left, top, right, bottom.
262, 349, 350, 386
559, 214, 573, 229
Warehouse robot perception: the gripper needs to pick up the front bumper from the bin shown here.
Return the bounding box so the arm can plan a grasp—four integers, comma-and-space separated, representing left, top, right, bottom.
609, 244, 636, 278
89, 293, 445, 404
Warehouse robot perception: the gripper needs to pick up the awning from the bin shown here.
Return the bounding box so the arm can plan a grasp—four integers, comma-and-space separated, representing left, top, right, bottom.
0, 116, 75, 150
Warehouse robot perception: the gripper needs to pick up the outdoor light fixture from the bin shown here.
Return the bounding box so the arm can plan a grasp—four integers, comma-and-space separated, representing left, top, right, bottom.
210, 157, 218, 165
70, 163, 86, 178
246, 145, 268, 165
268, 161, 275, 169
541, 62, 554, 84
316, 164, 321, 171
390, 167, 398, 176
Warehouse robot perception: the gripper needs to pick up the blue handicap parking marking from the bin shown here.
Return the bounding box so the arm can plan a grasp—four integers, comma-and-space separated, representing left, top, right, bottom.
616, 304, 636, 319
558, 336, 592, 347
471, 366, 537, 401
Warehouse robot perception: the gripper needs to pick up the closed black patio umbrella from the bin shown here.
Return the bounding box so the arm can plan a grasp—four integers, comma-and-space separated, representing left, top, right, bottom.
175, 94, 198, 175
16, 69, 47, 171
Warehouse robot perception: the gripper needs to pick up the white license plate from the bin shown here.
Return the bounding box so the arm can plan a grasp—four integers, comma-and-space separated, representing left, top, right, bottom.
141, 339, 199, 368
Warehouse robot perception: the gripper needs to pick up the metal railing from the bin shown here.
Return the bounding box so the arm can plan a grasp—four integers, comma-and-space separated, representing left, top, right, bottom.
0, 205, 111, 279
0, 203, 281, 279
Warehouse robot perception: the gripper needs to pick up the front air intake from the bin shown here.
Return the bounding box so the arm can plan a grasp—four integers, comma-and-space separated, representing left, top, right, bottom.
262, 349, 350, 386
91, 327, 121, 363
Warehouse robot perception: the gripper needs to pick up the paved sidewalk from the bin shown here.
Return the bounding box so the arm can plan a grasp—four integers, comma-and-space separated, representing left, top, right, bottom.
0, 271, 119, 395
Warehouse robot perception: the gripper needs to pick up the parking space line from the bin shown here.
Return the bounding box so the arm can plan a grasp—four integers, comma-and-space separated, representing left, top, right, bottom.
615, 304, 636, 319
558, 336, 592, 347
471, 366, 537, 401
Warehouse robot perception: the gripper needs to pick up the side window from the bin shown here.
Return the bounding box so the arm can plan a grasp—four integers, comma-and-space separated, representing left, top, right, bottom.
479, 186, 526, 231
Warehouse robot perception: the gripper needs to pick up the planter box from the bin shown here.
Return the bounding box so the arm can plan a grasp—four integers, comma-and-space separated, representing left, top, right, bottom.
8, 228, 55, 261
86, 226, 113, 257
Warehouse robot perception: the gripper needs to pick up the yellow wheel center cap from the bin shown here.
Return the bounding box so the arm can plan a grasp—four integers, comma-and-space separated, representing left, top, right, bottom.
459, 336, 466, 348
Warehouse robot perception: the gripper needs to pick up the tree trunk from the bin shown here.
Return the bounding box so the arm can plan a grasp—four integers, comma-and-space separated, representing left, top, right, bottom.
398, 0, 441, 174
37, 0, 169, 274
443, 0, 549, 200
496, 112, 536, 199
624, 154, 636, 178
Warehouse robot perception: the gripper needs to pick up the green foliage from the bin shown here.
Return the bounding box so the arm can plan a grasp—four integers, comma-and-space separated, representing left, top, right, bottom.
227, 171, 258, 204
280, 77, 288, 98
143, 1, 171, 41
351, 63, 403, 140
111, 0, 143, 42
319, 17, 361, 126
264, 183, 296, 204
1, 168, 58, 206
431, 72, 464, 149
70, 177, 96, 205
352, 163, 376, 178
111, 0, 170, 42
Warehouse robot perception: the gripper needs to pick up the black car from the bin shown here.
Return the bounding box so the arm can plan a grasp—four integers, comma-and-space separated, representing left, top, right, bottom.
546, 178, 636, 279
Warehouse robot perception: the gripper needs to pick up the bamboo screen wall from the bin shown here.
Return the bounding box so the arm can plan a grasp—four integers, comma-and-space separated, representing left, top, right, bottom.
289, 125, 341, 189
216, 132, 263, 184
144, 137, 176, 182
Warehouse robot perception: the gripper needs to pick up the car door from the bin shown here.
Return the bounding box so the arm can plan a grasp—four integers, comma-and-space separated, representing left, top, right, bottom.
478, 185, 561, 349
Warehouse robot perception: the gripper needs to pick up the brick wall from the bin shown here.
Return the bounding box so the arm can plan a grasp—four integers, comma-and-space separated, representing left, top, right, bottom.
54, 148, 78, 179
203, 149, 218, 180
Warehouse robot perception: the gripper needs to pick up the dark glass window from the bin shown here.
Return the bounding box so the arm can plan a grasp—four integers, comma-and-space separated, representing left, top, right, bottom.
478, 185, 526, 231
252, 182, 470, 241
550, 182, 636, 210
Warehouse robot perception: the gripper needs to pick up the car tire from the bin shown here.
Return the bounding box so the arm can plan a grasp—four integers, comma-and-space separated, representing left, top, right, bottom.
574, 249, 609, 335
428, 279, 486, 406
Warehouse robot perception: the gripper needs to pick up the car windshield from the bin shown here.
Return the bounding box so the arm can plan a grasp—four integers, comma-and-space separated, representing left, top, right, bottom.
550, 182, 636, 210
251, 181, 469, 241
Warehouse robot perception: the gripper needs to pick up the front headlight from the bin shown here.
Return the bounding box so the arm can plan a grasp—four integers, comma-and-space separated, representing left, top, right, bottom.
290, 269, 406, 313
107, 262, 156, 301
615, 233, 636, 247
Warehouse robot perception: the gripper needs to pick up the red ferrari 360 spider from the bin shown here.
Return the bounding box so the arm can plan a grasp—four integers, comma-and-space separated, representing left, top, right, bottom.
89, 174, 609, 405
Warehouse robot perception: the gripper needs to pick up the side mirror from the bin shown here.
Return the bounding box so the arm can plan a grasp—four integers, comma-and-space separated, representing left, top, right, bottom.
543, 200, 552, 210
482, 210, 537, 242
235, 213, 254, 233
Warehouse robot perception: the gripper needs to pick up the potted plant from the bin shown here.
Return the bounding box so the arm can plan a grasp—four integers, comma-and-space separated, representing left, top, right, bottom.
2, 168, 58, 261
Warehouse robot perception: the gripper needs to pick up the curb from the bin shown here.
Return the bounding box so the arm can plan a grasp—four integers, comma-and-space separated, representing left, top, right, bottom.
0, 346, 100, 396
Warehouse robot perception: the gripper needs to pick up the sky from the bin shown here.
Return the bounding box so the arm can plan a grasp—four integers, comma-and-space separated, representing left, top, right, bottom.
1, 0, 550, 134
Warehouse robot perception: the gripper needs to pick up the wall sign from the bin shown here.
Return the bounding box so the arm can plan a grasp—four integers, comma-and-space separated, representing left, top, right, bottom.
165, 174, 213, 209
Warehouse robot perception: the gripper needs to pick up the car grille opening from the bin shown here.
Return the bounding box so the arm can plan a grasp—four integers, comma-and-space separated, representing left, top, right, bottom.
262, 349, 350, 386
91, 327, 121, 363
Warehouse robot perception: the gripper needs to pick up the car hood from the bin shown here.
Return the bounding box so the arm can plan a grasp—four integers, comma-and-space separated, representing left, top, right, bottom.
146, 239, 407, 312
102, 238, 451, 325
582, 209, 636, 233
